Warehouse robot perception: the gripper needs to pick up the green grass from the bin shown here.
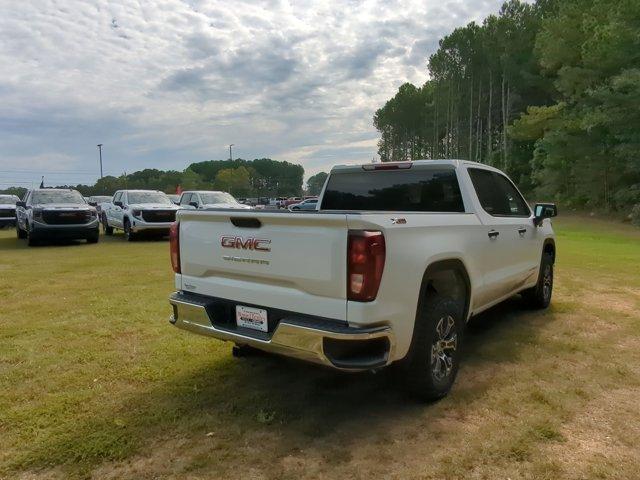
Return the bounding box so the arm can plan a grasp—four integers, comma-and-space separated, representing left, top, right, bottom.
1, 217, 639, 479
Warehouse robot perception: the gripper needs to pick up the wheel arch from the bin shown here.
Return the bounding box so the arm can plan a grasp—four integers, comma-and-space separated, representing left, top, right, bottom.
543, 238, 556, 263
417, 259, 472, 324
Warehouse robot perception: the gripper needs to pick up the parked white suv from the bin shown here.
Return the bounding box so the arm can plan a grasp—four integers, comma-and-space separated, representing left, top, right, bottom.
177, 191, 251, 210
102, 190, 179, 241
168, 160, 557, 399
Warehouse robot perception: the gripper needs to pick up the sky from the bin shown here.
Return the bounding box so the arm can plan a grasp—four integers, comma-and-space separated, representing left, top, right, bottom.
0, 0, 511, 188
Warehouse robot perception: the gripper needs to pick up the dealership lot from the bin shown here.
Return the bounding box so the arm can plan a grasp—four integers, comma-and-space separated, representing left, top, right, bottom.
1, 217, 640, 479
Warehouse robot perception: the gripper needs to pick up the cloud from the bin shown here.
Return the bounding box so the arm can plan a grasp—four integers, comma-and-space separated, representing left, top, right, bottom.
0, 0, 513, 184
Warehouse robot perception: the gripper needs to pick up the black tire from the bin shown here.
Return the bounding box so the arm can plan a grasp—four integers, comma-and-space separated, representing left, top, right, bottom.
86, 230, 100, 244
400, 295, 464, 401
16, 222, 27, 239
522, 253, 554, 309
102, 214, 113, 235
123, 219, 135, 242
26, 223, 38, 246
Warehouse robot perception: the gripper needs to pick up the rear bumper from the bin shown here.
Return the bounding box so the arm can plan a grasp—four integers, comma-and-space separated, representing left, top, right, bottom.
169, 292, 395, 371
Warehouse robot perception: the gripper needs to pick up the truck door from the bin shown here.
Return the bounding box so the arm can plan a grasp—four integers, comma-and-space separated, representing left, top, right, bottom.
110, 192, 124, 228
465, 167, 536, 307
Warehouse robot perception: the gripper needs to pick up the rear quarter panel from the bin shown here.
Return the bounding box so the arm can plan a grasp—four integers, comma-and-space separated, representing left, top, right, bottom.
346, 212, 484, 360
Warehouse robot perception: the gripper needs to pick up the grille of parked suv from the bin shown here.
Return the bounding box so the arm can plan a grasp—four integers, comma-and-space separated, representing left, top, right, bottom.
0, 208, 15, 218
42, 210, 91, 225
142, 210, 176, 223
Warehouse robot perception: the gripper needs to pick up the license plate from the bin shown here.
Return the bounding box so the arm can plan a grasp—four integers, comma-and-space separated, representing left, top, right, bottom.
235, 305, 268, 332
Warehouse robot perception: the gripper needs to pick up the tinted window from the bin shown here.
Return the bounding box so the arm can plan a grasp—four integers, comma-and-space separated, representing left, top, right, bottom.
321, 167, 464, 212
31, 190, 85, 205
179, 193, 192, 205
127, 192, 171, 204
200, 192, 237, 204
113, 192, 122, 203
468, 168, 530, 217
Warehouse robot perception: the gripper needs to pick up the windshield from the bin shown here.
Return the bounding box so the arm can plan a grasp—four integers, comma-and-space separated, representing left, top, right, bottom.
32, 190, 86, 205
0, 195, 19, 203
200, 192, 238, 204
127, 192, 172, 204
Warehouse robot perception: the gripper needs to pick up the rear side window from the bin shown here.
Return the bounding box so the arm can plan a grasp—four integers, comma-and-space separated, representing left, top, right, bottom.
321, 167, 465, 212
468, 168, 530, 217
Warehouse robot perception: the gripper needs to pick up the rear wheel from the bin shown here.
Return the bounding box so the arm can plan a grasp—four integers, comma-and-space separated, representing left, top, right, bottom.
26, 223, 38, 246
16, 222, 26, 239
522, 253, 554, 309
102, 214, 113, 236
400, 295, 464, 401
123, 219, 135, 242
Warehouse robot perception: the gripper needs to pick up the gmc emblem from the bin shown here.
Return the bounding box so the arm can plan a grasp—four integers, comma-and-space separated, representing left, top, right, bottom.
220, 236, 271, 252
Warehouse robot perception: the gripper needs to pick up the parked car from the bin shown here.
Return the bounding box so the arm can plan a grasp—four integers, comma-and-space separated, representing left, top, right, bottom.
177, 191, 251, 210
15, 189, 99, 245
288, 197, 318, 211
101, 190, 179, 241
283, 196, 302, 207
87, 195, 112, 216
168, 159, 557, 400
0, 194, 19, 227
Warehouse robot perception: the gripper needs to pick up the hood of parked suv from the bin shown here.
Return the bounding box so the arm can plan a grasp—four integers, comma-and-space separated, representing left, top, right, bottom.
128, 203, 180, 210
32, 204, 94, 211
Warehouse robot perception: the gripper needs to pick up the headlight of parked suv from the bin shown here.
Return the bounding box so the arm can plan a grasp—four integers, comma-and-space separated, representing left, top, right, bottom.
32, 208, 43, 221
132, 209, 143, 219
89, 209, 97, 218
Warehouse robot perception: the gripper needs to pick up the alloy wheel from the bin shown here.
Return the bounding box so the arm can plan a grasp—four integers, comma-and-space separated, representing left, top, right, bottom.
431, 315, 458, 382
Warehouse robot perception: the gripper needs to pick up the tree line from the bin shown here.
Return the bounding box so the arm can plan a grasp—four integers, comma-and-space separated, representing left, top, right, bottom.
374, 0, 640, 217
2, 158, 306, 199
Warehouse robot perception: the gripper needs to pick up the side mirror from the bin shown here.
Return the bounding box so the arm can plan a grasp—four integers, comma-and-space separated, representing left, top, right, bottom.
189, 201, 199, 208
88, 201, 97, 207
114, 201, 123, 208
533, 203, 557, 226
16, 201, 26, 208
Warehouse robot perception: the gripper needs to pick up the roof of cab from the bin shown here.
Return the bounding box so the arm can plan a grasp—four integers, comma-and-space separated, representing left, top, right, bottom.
330, 159, 500, 172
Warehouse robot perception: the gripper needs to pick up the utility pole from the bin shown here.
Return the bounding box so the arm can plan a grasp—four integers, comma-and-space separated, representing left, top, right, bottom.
97, 144, 104, 178
229, 144, 234, 161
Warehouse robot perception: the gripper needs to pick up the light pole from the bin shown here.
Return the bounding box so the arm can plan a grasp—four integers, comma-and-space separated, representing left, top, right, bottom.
229, 144, 234, 161
97, 144, 104, 178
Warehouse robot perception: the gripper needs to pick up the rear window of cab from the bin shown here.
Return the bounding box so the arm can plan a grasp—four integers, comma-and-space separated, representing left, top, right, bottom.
321, 167, 465, 212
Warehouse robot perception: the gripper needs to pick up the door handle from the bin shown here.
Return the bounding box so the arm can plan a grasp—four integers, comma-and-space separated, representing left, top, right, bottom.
488, 230, 499, 239
517, 227, 527, 235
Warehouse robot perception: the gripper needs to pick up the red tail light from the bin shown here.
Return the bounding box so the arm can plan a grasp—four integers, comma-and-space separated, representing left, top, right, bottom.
169, 222, 180, 273
347, 230, 385, 302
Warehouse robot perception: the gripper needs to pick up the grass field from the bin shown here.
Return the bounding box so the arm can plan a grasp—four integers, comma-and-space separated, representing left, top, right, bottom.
1, 217, 639, 479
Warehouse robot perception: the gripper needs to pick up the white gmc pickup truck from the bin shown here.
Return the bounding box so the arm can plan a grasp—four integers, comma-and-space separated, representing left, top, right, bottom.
168, 160, 557, 400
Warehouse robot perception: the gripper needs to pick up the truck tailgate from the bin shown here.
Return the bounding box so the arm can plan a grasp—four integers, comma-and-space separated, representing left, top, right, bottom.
178, 210, 349, 320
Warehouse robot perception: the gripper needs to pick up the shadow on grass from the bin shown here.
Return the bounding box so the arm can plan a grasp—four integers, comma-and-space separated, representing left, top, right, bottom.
12, 296, 554, 476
